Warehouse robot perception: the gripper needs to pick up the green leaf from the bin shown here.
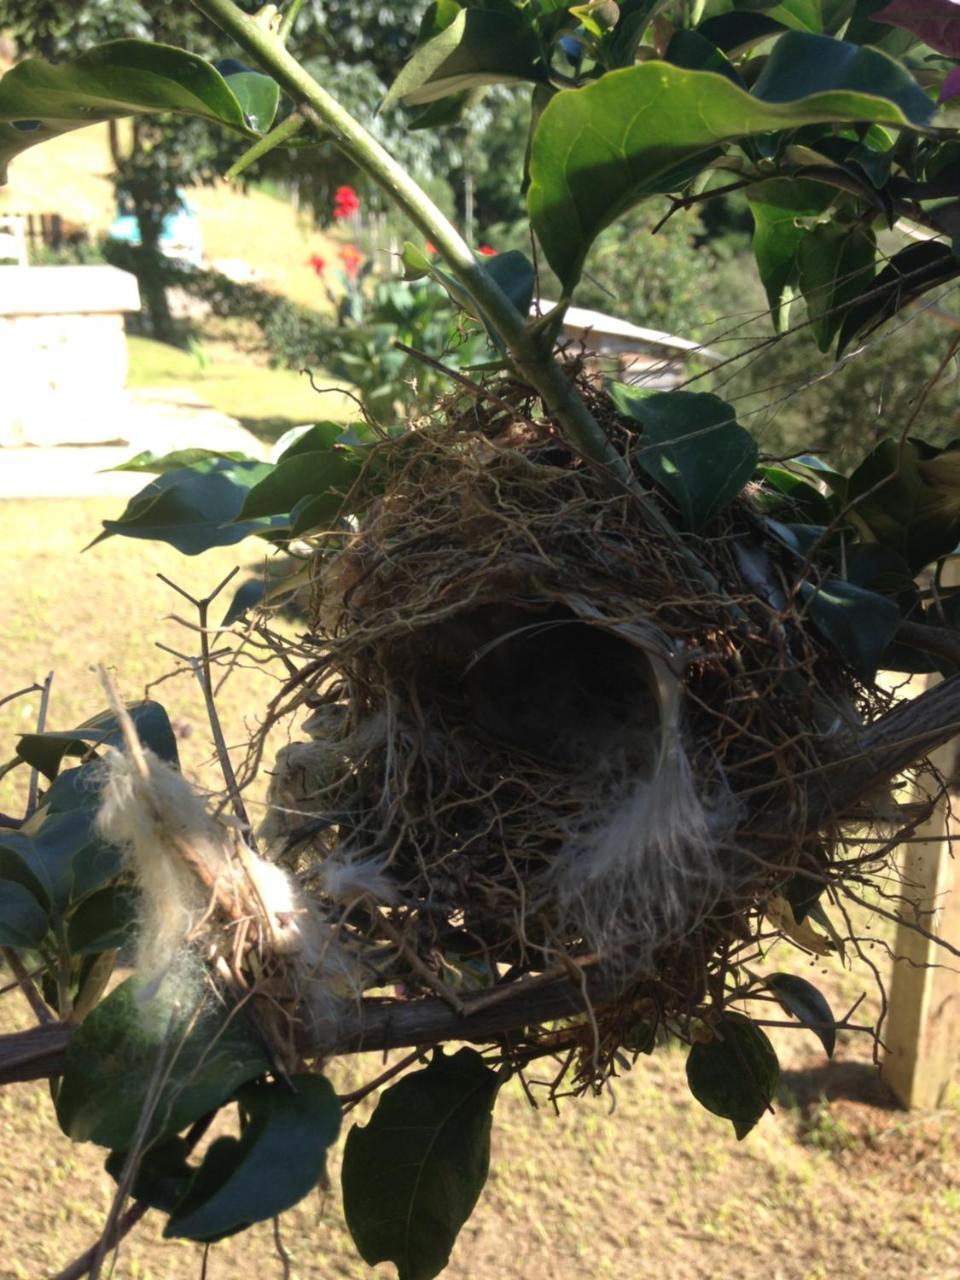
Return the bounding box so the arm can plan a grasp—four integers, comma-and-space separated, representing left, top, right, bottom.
342, 1047, 500, 1280
665, 30, 745, 84
755, 465, 838, 523
57, 976, 269, 1150
237, 450, 364, 521
0, 879, 49, 948
0, 805, 119, 911
67, 886, 139, 954
18, 701, 179, 779
0, 40, 253, 182
766, 973, 837, 1056
797, 223, 876, 352
108, 448, 256, 475
799, 575, 901, 677
221, 577, 268, 626
385, 7, 544, 108
106, 1137, 193, 1215
481, 249, 535, 316
615, 389, 757, 530
747, 179, 835, 327
686, 1012, 779, 1140
165, 1075, 341, 1241
528, 35, 934, 289
220, 68, 280, 135
846, 437, 960, 571
782, 844, 829, 924
836, 240, 959, 356
764, 0, 857, 35
274, 421, 348, 462
91, 458, 279, 556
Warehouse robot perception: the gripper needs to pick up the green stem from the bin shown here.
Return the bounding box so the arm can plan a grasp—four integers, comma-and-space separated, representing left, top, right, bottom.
225, 110, 305, 180
190, 0, 629, 479
278, 0, 305, 43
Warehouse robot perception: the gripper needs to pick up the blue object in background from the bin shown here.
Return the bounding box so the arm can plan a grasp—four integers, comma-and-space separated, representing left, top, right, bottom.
107, 189, 203, 267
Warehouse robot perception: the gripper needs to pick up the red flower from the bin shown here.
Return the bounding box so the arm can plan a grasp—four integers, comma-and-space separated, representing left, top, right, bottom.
306, 254, 326, 277
339, 244, 363, 280
333, 184, 360, 219
424, 241, 437, 255
478, 244, 497, 256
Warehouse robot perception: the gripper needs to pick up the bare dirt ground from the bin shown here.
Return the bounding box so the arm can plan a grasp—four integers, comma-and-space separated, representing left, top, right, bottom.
1, 500, 959, 1280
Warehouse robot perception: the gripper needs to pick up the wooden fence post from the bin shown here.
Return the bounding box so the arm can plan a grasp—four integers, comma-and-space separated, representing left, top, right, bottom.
883, 713, 960, 1108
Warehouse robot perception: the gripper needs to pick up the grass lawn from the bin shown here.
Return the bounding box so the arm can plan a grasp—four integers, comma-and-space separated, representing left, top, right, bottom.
126, 334, 358, 446
1, 502, 959, 1280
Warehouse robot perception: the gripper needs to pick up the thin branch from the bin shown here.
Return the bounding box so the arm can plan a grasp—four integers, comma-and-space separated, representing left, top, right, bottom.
51, 1202, 150, 1280
393, 340, 517, 414
0, 682, 43, 710
157, 569, 255, 842
0, 948, 55, 1025
25, 671, 53, 818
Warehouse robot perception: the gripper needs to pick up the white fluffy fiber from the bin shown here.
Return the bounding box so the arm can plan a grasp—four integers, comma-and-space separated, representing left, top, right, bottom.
540, 656, 741, 974
96, 745, 369, 1032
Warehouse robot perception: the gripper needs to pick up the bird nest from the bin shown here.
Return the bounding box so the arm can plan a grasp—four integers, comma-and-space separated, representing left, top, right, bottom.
255, 387, 906, 1077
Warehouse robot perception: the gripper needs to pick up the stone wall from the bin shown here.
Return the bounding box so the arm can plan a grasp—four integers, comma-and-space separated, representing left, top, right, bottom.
0, 265, 140, 446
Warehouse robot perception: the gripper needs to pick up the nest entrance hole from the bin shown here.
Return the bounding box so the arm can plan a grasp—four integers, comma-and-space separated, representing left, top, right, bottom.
417, 602, 662, 768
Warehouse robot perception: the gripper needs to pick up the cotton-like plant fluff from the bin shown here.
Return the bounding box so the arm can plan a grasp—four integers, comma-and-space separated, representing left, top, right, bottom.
95, 745, 369, 1035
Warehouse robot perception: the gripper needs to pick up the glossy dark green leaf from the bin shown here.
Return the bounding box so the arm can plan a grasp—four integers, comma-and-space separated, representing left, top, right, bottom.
837, 543, 915, 594
751, 31, 933, 114
274, 421, 349, 462
665, 30, 744, 84
482, 249, 535, 317
782, 844, 829, 923
622, 1019, 658, 1054
0, 879, 49, 948
615, 388, 757, 530
747, 179, 835, 327
766, 973, 837, 1056
698, 11, 787, 54
0, 40, 253, 182
57, 977, 269, 1150
0, 805, 118, 910
18, 701, 179, 779
220, 68, 280, 134
755, 465, 837, 523
846, 437, 960, 571
799, 575, 901, 677
385, 7, 544, 107
686, 1012, 779, 1140
220, 577, 268, 626
106, 1137, 193, 1215
762, 0, 855, 34
289, 492, 350, 536
238, 450, 363, 520
67, 886, 138, 954
790, 454, 849, 499
90, 458, 278, 556
836, 241, 959, 356
109, 448, 256, 475
797, 223, 876, 351
165, 1075, 341, 1241
528, 34, 934, 289
342, 1047, 500, 1280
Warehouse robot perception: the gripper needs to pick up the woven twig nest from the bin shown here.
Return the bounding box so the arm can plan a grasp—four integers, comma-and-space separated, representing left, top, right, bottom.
257, 391, 901, 1070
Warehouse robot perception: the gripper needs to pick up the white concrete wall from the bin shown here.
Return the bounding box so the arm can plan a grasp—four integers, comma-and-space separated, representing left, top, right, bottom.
0, 265, 140, 446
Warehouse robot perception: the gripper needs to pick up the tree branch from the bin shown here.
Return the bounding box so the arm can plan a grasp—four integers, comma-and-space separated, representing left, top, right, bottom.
189, 0, 630, 482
